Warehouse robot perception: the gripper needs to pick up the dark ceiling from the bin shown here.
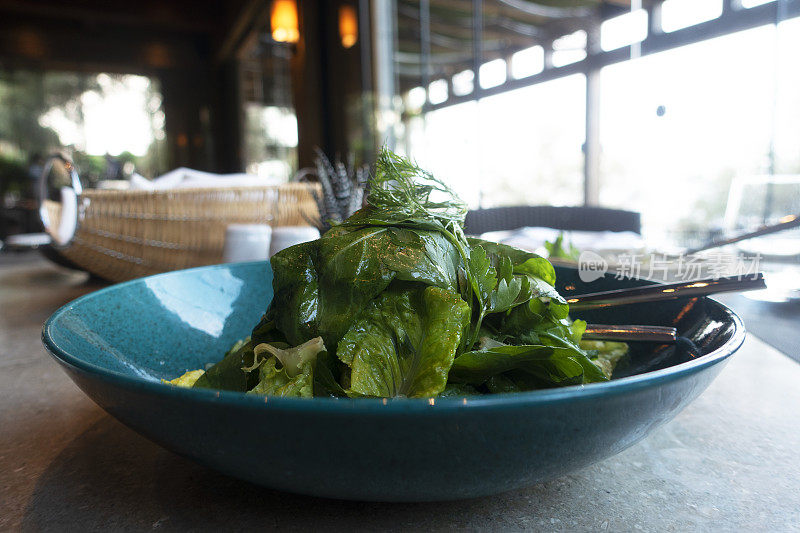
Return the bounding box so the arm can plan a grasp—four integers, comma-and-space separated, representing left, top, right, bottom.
0, 0, 259, 73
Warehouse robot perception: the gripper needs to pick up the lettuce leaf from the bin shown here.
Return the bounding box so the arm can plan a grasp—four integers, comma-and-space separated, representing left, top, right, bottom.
316, 225, 398, 347
449, 345, 559, 384
268, 223, 465, 353
467, 238, 556, 286
580, 339, 628, 378
382, 227, 461, 291
164, 369, 205, 388
254, 337, 325, 378
193, 338, 259, 392
337, 285, 470, 398
449, 344, 608, 387
266, 240, 320, 346
247, 357, 314, 398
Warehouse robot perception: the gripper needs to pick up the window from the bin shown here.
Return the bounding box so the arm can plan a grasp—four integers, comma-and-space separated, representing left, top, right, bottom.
661, 0, 723, 32
408, 101, 481, 206
599, 25, 783, 244
601, 9, 648, 51
243, 105, 297, 180
0, 70, 166, 188
405, 86, 426, 112
390, 0, 800, 245
773, 17, 800, 174
239, 29, 297, 181
452, 70, 474, 97
511, 46, 544, 79
552, 30, 587, 67
479, 59, 506, 89
409, 75, 586, 208
740, 0, 776, 8
428, 79, 449, 105
476, 75, 586, 207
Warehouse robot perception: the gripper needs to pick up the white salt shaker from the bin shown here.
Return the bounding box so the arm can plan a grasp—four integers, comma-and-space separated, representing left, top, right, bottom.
223, 224, 272, 263
269, 226, 321, 257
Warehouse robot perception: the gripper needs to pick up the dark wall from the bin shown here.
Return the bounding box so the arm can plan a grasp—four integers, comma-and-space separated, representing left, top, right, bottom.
293, 0, 372, 169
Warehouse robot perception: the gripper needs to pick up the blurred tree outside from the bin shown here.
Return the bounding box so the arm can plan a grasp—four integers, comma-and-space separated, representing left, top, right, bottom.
0, 69, 167, 204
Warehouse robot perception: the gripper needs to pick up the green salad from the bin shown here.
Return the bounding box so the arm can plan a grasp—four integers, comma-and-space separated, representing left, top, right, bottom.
168, 148, 626, 398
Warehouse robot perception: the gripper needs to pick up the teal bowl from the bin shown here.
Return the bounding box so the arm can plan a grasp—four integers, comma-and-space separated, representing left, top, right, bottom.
42, 262, 744, 502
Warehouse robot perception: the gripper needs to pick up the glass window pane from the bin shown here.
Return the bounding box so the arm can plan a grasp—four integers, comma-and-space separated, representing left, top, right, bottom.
475, 75, 586, 206
240, 32, 296, 180
740, 0, 775, 7
1, 70, 168, 186
774, 17, 800, 174
452, 69, 474, 97
405, 86, 426, 112
408, 75, 585, 208
428, 79, 448, 104
661, 0, 723, 33
552, 30, 587, 67
408, 101, 482, 206
479, 58, 506, 89
601, 9, 648, 51
599, 26, 777, 245
511, 45, 544, 79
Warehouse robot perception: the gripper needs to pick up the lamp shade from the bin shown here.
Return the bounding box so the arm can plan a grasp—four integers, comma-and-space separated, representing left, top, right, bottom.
271, 0, 299, 44
339, 4, 358, 48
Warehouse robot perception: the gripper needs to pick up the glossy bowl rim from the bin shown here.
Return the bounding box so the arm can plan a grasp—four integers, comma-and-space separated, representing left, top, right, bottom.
42, 261, 746, 414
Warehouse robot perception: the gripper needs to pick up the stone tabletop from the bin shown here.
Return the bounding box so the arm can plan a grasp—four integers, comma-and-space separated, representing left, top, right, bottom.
2, 256, 799, 532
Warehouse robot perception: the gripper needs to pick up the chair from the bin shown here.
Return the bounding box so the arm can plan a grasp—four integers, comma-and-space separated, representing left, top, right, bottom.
463, 205, 641, 236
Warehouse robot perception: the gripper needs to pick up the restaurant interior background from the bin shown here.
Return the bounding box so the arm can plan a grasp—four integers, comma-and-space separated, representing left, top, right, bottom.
0, 0, 798, 249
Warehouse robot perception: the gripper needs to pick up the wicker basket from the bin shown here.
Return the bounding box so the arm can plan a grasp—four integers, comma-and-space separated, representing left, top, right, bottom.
42, 184, 320, 282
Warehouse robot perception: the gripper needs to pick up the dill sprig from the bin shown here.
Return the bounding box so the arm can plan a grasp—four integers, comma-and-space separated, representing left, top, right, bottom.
365, 147, 467, 227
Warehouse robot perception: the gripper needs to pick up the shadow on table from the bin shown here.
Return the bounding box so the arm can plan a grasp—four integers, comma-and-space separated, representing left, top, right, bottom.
1, 263, 105, 328
0, 261, 92, 290
22, 417, 517, 531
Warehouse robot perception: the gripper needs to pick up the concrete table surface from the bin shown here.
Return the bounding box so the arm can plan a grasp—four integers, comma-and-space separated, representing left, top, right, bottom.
2, 256, 799, 532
